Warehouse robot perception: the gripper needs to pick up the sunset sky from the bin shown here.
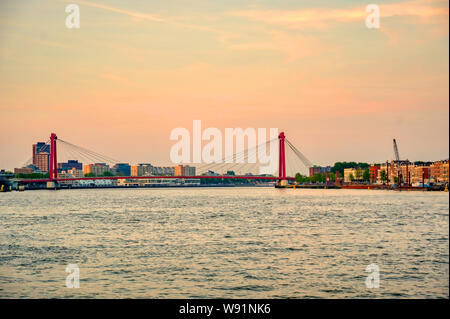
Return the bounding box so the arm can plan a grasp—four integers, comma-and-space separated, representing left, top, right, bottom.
0, 0, 448, 171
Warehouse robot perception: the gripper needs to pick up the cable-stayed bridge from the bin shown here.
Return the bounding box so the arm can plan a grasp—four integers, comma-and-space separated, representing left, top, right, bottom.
19, 132, 313, 186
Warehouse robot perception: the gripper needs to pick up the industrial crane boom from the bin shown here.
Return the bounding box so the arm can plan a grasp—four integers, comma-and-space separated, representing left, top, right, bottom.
393, 139, 400, 162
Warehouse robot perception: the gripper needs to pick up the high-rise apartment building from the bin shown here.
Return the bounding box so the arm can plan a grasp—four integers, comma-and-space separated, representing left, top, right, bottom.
32, 142, 50, 172
35, 152, 50, 172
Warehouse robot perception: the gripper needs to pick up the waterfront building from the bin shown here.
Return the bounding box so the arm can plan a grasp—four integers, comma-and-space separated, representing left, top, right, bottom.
113, 163, 131, 176
394, 160, 420, 185
35, 152, 50, 172
57, 171, 74, 185
379, 160, 410, 184
430, 160, 449, 183
67, 168, 84, 178
83, 163, 110, 176
174, 165, 196, 176
14, 167, 34, 175
166, 167, 176, 175
27, 164, 40, 171
117, 178, 200, 187
343, 167, 366, 182
410, 166, 431, 184
174, 165, 183, 176
150, 166, 174, 176
309, 166, 331, 177
378, 162, 391, 183
388, 160, 402, 184
377, 160, 447, 185
131, 163, 153, 176
443, 161, 449, 183
56, 168, 95, 185
369, 164, 380, 183
58, 160, 82, 172
32, 142, 49, 171
13, 164, 44, 175
343, 168, 357, 183
184, 166, 196, 176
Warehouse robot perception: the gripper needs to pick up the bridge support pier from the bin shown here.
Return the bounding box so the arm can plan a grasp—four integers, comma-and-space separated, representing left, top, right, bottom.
279, 179, 288, 186
46, 181, 57, 189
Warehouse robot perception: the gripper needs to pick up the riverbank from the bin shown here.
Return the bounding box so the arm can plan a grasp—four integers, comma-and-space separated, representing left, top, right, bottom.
276, 183, 448, 191
2, 182, 448, 192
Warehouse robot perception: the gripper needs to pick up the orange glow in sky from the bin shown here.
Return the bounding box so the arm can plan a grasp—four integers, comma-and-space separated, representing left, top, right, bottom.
0, 0, 448, 170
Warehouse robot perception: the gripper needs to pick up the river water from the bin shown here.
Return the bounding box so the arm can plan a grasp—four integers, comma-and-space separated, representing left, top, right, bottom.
0, 187, 448, 298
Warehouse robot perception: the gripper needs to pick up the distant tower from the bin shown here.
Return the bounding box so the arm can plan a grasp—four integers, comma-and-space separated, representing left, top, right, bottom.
32, 142, 50, 172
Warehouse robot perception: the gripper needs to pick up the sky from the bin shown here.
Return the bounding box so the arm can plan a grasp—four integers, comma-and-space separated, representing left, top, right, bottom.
0, 0, 448, 171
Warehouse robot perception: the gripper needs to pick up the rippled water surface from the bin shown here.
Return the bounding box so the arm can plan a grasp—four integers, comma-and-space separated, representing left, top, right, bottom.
0, 188, 448, 298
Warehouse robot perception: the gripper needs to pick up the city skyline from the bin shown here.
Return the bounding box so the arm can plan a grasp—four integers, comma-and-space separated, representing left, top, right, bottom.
3, 130, 449, 172
12, 136, 450, 180
0, 0, 449, 170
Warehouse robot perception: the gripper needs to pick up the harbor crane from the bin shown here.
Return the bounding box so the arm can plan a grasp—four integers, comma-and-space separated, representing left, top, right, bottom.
393, 138, 411, 187
393, 139, 400, 162
393, 138, 403, 185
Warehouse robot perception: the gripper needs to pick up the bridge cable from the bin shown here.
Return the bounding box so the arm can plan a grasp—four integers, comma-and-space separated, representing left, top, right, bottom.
195, 137, 277, 175
285, 138, 313, 168
58, 139, 120, 165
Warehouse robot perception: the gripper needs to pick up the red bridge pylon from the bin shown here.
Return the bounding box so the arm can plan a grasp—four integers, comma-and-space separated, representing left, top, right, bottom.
49, 133, 58, 181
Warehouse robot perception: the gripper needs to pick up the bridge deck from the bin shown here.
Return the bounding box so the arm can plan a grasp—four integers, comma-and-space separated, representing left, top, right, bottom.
20, 175, 295, 183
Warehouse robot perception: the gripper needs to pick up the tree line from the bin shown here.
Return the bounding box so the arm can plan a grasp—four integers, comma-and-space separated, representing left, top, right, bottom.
295, 162, 379, 184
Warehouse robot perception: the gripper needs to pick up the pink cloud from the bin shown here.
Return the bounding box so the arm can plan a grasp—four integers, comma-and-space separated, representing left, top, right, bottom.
230, 0, 449, 29
77, 0, 164, 22
218, 31, 324, 62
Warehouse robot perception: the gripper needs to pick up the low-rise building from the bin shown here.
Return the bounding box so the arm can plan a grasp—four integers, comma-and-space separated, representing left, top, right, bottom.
174, 165, 196, 176
117, 178, 200, 187
131, 163, 153, 176
113, 163, 131, 176
344, 168, 365, 182
14, 167, 34, 175
152, 166, 175, 176
379, 160, 411, 184
309, 166, 331, 177
369, 164, 380, 183
57, 169, 84, 185
410, 166, 431, 184
344, 168, 357, 183
378, 160, 447, 185
430, 160, 449, 183
67, 168, 84, 178
83, 163, 110, 176
58, 160, 82, 172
